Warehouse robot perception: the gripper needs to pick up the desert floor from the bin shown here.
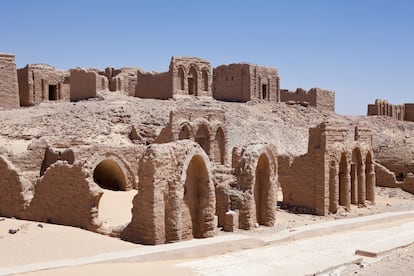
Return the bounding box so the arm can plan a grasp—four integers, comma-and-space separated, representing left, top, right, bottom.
1, 187, 414, 275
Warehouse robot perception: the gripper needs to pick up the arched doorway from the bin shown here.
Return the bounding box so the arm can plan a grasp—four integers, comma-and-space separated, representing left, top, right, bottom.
93, 159, 134, 227
93, 159, 126, 191
178, 67, 185, 90
214, 127, 225, 165
338, 152, 349, 209
188, 67, 198, 95
184, 155, 210, 238
195, 124, 210, 156
202, 69, 208, 91
254, 153, 272, 226
179, 124, 192, 140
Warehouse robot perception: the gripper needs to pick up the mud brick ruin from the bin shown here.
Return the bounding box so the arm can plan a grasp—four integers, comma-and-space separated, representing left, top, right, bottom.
70, 68, 109, 101
0, 53, 20, 109
105, 67, 138, 96
212, 63, 280, 102
17, 64, 70, 106
280, 87, 335, 112
136, 56, 212, 99
367, 99, 414, 122
279, 123, 375, 215
2, 51, 414, 246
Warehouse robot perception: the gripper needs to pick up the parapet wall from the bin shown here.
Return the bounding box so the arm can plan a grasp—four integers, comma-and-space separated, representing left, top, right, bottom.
280, 87, 335, 112
135, 71, 171, 99
0, 53, 20, 109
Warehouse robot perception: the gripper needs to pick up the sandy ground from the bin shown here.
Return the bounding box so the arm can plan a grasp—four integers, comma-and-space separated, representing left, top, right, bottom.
339, 243, 414, 275
98, 189, 136, 227
0, 187, 413, 275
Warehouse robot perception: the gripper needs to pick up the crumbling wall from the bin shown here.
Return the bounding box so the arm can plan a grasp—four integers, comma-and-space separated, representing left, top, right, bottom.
375, 163, 399, 188
213, 63, 279, 102
280, 88, 335, 112
404, 104, 414, 122
29, 161, 103, 231
135, 71, 171, 99
107, 67, 140, 96
0, 155, 33, 218
122, 140, 216, 245
278, 153, 319, 213
0, 53, 20, 109
401, 173, 414, 194
367, 99, 408, 121
234, 144, 278, 229
17, 64, 69, 106
38, 145, 143, 191
216, 143, 278, 230
70, 69, 100, 101
40, 147, 75, 176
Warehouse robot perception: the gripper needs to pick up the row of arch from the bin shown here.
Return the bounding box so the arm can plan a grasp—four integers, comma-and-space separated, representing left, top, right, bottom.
176, 65, 210, 96
178, 121, 226, 165
88, 142, 277, 243
328, 148, 375, 213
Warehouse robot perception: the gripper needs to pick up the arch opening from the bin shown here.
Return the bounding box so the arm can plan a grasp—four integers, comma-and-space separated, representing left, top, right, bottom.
93, 159, 127, 191
178, 67, 185, 90
351, 148, 364, 205
254, 153, 272, 226
179, 125, 192, 140
214, 127, 225, 165
195, 124, 210, 156
94, 159, 134, 227
188, 67, 198, 95
183, 155, 210, 238
202, 69, 208, 91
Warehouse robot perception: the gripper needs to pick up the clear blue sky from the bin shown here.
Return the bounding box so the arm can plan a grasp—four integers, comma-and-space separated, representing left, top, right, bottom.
1, 0, 413, 115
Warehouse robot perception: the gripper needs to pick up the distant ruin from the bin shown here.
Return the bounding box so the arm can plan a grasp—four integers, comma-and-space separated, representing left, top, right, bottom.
367, 99, 414, 122
136, 56, 212, 99
280, 88, 335, 112
70, 68, 108, 101
0, 54, 337, 112
17, 64, 70, 106
212, 63, 280, 102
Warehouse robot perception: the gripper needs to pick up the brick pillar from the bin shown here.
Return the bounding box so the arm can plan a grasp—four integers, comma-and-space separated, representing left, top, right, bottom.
358, 163, 366, 205
366, 163, 376, 203
351, 164, 358, 204
345, 164, 351, 211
